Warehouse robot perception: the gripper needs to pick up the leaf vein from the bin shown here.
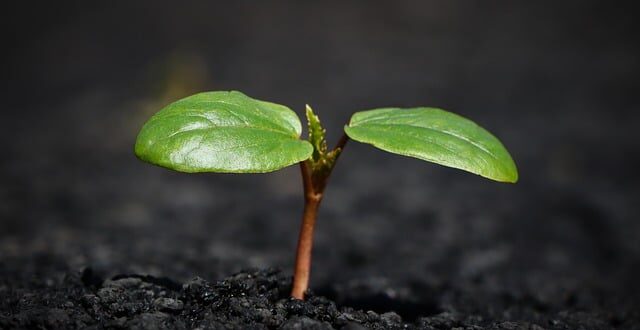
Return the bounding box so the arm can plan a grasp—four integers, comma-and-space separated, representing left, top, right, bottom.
359, 123, 498, 161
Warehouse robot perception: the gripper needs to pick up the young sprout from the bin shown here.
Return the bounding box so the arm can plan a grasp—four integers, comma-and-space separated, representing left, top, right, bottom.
134, 91, 518, 300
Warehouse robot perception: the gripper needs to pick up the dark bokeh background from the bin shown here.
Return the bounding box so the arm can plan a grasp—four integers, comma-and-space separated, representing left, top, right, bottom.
2, 0, 639, 323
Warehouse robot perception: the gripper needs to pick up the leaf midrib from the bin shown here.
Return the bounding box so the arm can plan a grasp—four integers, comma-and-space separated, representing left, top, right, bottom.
181, 98, 299, 135
349, 122, 500, 162
154, 126, 301, 146
150, 112, 299, 139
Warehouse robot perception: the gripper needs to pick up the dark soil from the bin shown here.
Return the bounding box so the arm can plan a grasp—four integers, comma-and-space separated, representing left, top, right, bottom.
1, 262, 638, 329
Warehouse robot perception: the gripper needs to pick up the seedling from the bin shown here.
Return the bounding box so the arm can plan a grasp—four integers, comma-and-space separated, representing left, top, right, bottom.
135, 91, 518, 300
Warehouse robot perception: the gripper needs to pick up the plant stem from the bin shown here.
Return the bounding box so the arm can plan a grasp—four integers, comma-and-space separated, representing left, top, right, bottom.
291, 133, 349, 300
291, 162, 322, 300
334, 132, 349, 153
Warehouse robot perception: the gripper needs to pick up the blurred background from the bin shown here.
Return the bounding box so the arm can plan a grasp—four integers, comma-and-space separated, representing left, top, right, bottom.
1, 0, 639, 319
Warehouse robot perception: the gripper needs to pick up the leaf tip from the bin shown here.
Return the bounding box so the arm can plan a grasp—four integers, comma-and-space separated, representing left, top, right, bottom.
506, 168, 519, 184
133, 131, 150, 162
495, 160, 519, 183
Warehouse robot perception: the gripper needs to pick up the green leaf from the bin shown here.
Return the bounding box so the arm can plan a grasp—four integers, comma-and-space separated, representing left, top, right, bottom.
135, 91, 313, 173
344, 108, 518, 183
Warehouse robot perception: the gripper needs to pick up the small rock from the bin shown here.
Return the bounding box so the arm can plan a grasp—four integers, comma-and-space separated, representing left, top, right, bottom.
80, 294, 101, 315
183, 277, 217, 303
97, 287, 123, 303
154, 297, 184, 313
418, 311, 461, 328
380, 311, 402, 327
182, 277, 205, 290
337, 312, 362, 323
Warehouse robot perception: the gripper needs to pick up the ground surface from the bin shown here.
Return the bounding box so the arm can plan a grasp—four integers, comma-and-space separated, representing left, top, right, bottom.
2, 265, 638, 329
2, 1, 640, 329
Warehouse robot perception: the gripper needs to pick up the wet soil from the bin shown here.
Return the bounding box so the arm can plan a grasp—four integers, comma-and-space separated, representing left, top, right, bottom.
1, 259, 638, 329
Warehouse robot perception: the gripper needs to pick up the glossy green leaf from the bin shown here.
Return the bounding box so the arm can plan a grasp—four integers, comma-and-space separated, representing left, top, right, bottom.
344, 108, 518, 183
135, 91, 313, 173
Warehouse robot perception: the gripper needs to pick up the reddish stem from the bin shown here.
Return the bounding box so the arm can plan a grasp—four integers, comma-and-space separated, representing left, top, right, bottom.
291, 163, 322, 300
290, 134, 348, 300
